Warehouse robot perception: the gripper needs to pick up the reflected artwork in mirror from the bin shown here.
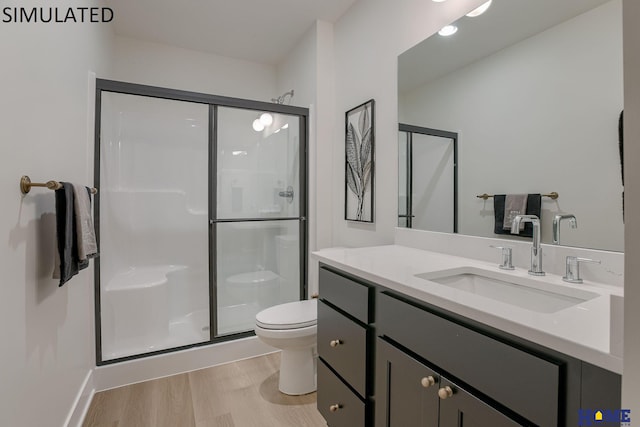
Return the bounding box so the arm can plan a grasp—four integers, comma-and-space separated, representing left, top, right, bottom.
397, 0, 623, 252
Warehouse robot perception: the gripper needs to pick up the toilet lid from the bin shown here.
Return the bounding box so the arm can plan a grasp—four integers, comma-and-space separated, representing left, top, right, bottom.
256, 299, 317, 330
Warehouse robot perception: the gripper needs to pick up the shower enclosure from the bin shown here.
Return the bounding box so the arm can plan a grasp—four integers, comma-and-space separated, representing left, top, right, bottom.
95, 80, 307, 364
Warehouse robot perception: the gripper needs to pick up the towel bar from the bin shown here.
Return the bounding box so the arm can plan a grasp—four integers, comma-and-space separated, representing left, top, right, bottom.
476, 192, 558, 200
20, 175, 97, 195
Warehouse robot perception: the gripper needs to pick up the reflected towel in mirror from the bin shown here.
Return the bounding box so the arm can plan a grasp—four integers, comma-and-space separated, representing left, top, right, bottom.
503, 194, 528, 231
493, 194, 541, 238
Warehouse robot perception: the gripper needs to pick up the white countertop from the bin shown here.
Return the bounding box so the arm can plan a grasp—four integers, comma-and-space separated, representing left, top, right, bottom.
312, 245, 624, 374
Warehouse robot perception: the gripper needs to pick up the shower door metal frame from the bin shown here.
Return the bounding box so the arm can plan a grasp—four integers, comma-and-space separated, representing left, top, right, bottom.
94, 79, 308, 366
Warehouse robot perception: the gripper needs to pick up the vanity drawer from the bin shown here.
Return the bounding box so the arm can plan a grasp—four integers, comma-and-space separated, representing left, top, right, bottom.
377, 292, 560, 427
320, 266, 372, 323
317, 359, 365, 427
318, 300, 368, 397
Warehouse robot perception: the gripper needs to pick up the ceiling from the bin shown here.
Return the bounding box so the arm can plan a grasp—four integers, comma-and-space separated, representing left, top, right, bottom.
398, 0, 612, 94
108, 0, 358, 65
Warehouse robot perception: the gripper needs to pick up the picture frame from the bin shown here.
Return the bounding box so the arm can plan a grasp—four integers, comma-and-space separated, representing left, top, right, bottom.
345, 99, 375, 222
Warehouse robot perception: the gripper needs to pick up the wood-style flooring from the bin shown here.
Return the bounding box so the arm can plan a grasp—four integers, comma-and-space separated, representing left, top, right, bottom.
83, 352, 327, 427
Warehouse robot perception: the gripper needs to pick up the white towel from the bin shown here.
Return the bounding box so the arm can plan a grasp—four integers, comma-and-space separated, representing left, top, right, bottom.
503, 194, 528, 231
72, 184, 97, 261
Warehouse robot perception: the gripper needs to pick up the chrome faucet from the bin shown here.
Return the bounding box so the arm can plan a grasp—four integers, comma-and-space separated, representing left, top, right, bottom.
490, 245, 514, 270
552, 214, 577, 245
511, 214, 545, 276
563, 256, 600, 284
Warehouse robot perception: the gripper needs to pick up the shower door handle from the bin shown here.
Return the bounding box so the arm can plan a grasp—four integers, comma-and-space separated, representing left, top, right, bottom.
278, 186, 294, 204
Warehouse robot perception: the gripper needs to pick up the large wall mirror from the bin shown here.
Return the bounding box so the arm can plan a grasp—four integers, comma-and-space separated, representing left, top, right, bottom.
398, 0, 623, 252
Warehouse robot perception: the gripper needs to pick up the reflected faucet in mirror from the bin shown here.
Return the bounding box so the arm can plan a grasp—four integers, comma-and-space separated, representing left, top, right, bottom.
512, 215, 545, 276
553, 214, 577, 245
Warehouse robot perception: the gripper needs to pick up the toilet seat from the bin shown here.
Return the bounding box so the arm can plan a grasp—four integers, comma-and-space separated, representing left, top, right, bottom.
255, 299, 317, 330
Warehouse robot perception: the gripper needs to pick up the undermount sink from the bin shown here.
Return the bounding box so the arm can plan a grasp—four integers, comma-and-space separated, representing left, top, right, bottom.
415, 267, 599, 313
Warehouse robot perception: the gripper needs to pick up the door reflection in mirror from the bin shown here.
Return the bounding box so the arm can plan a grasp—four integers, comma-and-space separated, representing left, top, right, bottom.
398, 124, 457, 232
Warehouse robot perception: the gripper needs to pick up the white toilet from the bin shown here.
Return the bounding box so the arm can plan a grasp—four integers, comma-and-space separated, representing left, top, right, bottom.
255, 299, 317, 395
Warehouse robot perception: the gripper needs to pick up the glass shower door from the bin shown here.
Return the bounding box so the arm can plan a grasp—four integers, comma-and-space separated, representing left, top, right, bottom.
215, 106, 304, 336
96, 79, 308, 364
99, 92, 210, 361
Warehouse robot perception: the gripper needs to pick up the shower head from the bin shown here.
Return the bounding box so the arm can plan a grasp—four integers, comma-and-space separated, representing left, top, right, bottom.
271, 89, 294, 105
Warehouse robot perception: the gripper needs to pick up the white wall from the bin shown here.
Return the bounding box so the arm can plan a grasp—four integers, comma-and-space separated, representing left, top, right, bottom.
112, 35, 277, 101
314, 21, 336, 254
331, 0, 487, 248
622, 0, 640, 413
276, 23, 317, 109
399, 0, 623, 251
0, 1, 113, 425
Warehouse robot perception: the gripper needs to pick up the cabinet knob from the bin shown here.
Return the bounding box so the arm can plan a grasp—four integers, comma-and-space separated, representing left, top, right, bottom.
330, 339, 342, 347
420, 376, 436, 388
329, 404, 341, 412
438, 386, 454, 399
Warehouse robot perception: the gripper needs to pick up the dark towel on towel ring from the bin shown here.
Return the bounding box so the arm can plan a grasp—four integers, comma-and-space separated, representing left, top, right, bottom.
493, 194, 541, 238
55, 182, 90, 286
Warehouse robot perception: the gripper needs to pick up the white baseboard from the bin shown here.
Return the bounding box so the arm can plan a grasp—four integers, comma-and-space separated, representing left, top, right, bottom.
64, 370, 95, 427
93, 336, 276, 392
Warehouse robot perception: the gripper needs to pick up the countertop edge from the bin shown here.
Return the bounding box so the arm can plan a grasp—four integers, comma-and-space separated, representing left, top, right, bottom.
312, 247, 623, 375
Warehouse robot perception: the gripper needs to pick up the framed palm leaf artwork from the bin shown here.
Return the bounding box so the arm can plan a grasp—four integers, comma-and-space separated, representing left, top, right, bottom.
345, 99, 375, 222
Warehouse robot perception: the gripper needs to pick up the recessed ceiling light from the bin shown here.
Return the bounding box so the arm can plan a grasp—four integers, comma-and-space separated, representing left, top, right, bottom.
432, 0, 447, 2
466, 0, 492, 17
438, 25, 458, 36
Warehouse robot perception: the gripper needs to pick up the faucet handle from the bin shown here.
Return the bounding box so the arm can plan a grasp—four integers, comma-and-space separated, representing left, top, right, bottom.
490, 245, 514, 270
563, 256, 601, 284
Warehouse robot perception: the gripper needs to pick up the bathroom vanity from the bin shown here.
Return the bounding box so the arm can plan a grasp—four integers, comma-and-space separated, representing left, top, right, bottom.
314, 245, 623, 427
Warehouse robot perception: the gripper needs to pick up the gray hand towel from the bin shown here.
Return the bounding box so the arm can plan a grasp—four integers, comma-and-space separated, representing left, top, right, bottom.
72, 183, 98, 261
53, 182, 88, 286
503, 194, 528, 231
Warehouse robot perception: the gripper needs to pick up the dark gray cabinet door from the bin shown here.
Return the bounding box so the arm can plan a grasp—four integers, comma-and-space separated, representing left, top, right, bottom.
377, 292, 559, 426
375, 338, 440, 427
438, 378, 521, 427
